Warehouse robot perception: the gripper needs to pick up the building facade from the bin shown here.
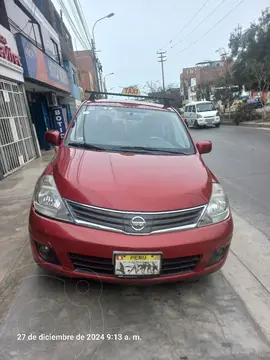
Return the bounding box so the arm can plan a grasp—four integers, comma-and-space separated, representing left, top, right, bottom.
0, 22, 39, 179
4, 0, 79, 151
74, 50, 98, 98
33, 0, 82, 114
180, 60, 232, 102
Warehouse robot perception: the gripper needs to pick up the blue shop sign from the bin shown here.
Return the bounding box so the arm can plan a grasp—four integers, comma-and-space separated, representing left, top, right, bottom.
52, 107, 66, 138
16, 34, 71, 93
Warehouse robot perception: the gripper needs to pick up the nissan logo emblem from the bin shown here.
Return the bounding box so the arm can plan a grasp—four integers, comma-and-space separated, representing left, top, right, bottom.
130, 216, 146, 231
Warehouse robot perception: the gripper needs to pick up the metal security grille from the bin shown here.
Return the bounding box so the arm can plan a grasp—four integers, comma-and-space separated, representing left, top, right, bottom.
0, 79, 37, 176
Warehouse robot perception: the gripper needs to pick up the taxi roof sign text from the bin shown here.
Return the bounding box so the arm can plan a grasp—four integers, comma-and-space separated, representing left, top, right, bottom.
121, 87, 140, 96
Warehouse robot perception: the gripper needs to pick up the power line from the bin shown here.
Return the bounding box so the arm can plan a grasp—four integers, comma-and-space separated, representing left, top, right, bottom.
73, 0, 92, 48
55, 0, 89, 50
66, 0, 88, 44
170, 0, 226, 50
157, 51, 167, 91
76, 0, 92, 46
160, 0, 210, 50
175, 0, 245, 55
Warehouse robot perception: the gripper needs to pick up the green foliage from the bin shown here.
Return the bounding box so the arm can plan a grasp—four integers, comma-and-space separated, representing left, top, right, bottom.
229, 7, 270, 90
233, 103, 262, 125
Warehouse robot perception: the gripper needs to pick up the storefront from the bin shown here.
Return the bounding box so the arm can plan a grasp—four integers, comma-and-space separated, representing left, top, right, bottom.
16, 34, 71, 150
0, 24, 38, 179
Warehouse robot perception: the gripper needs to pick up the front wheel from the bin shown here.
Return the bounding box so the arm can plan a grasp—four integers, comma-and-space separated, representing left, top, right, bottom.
215, 123, 220, 128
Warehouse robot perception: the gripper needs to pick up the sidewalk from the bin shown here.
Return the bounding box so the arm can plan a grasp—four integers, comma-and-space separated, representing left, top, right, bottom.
221, 120, 270, 128
0, 151, 53, 309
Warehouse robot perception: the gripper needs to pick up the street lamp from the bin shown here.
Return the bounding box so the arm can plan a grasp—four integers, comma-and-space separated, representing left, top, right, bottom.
104, 72, 114, 79
91, 13, 115, 93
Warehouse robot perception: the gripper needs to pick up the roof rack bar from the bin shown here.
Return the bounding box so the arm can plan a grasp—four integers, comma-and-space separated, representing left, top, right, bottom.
85, 90, 172, 103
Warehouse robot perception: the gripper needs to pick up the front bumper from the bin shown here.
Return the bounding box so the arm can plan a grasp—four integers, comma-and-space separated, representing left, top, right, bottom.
198, 117, 220, 125
29, 208, 233, 283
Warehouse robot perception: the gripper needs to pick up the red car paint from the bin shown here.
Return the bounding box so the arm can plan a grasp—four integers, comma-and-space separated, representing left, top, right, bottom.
29, 99, 233, 283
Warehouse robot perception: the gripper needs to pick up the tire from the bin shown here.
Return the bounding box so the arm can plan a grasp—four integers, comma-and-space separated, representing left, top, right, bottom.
215, 123, 220, 128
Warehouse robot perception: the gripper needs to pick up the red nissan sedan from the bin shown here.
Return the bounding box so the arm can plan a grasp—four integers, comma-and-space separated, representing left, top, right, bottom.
29, 94, 233, 283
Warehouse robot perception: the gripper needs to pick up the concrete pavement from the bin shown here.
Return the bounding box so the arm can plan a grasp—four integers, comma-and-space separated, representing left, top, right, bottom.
0, 151, 54, 319
0, 128, 270, 359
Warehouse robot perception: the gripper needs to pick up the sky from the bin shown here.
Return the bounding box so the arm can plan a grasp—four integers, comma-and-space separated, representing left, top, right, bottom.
53, 0, 269, 91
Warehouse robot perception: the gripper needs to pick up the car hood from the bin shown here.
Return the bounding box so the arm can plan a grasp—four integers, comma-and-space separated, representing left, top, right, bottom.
53, 146, 213, 211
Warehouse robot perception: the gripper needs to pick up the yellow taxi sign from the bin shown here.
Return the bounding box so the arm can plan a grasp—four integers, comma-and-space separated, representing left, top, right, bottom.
121, 87, 140, 96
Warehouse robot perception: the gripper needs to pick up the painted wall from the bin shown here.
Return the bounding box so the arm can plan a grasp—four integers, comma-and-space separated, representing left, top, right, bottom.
63, 60, 80, 100
74, 50, 97, 91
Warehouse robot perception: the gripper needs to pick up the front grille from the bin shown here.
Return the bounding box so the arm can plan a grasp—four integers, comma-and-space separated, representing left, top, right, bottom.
69, 253, 202, 276
161, 255, 201, 275
70, 253, 113, 275
66, 200, 205, 235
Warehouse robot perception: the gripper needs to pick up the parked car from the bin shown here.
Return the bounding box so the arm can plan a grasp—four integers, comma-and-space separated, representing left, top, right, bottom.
184, 101, 220, 128
29, 95, 233, 283
247, 97, 264, 108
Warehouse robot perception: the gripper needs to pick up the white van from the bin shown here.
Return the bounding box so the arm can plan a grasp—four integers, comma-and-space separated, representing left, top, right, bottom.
184, 101, 220, 128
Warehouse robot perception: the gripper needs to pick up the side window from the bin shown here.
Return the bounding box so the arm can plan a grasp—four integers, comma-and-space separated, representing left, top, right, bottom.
193, 105, 197, 113
51, 38, 60, 64
184, 105, 188, 112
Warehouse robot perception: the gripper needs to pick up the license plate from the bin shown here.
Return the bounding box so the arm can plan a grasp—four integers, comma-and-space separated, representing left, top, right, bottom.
206, 118, 214, 123
114, 252, 162, 277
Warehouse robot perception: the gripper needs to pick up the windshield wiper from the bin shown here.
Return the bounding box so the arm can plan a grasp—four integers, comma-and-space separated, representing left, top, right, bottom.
67, 143, 189, 155
117, 146, 188, 155
67, 142, 107, 151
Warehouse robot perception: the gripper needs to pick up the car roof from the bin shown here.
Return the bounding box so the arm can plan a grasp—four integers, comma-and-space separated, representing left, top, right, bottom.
84, 98, 174, 111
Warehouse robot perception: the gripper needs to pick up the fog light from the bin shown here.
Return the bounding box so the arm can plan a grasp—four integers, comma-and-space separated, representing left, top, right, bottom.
35, 242, 60, 265
206, 245, 228, 267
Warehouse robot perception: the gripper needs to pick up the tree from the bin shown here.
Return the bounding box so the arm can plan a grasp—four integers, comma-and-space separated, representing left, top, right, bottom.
142, 81, 179, 94
248, 58, 270, 95
126, 84, 140, 89
143, 81, 163, 94
196, 82, 212, 101
228, 7, 270, 92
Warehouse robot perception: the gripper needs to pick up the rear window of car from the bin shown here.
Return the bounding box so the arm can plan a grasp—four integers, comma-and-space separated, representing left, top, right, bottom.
65, 105, 195, 155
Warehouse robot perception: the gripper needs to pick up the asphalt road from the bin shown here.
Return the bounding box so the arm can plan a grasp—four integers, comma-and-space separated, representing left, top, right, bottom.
191, 125, 270, 237
1, 125, 270, 360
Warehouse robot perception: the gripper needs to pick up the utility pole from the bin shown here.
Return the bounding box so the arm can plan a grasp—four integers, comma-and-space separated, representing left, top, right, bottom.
91, 38, 100, 92
157, 50, 167, 91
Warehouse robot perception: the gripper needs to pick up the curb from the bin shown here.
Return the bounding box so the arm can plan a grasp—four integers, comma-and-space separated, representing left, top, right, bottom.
221, 122, 270, 128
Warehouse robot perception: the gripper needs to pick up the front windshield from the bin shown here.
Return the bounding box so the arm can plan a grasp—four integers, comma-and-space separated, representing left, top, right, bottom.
65, 105, 195, 155
196, 102, 216, 112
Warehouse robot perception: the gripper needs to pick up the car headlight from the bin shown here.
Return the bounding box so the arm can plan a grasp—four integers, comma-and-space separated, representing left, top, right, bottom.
33, 175, 73, 222
197, 114, 203, 118
198, 183, 230, 227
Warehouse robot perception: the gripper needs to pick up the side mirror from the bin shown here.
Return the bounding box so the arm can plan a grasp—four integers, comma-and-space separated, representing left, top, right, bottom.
45, 130, 61, 146
196, 140, 212, 154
